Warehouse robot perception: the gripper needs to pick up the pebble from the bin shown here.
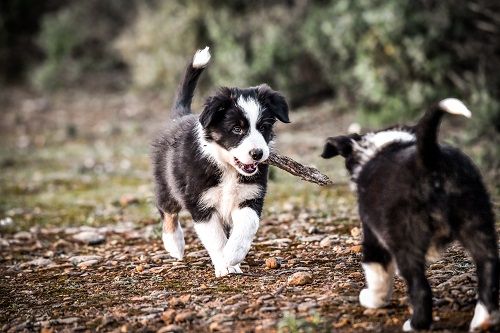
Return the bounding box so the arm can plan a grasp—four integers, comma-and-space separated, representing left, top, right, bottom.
14, 231, 32, 241
265, 257, 280, 269
287, 272, 313, 286
72, 231, 105, 245
69, 255, 103, 265
319, 236, 334, 247
161, 310, 176, 324
174, 311, 195, 322
78, 260, 100, 268
23, 258, 53, 267
158, 325, 183, 333
350, 245, 363, 254
350, 227, 362, 238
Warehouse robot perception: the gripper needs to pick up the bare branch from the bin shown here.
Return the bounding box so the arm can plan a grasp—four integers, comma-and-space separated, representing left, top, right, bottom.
266, 151, 333, 186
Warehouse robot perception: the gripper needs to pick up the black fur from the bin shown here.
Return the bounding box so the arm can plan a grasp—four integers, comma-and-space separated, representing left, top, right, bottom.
322, 102, 499, 330
152, 51, 289, 227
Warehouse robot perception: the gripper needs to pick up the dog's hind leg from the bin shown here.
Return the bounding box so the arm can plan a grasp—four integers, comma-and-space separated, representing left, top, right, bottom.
161, 211, 185, 260
359, 225, 395, 309
394, 251, 432, 332
457, 220, 499, 331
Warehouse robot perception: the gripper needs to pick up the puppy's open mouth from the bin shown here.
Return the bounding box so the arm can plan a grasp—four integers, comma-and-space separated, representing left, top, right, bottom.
234, 157, 258, 175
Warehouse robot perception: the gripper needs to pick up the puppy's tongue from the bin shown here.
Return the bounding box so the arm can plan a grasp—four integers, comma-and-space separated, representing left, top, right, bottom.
235, 158, 258, 174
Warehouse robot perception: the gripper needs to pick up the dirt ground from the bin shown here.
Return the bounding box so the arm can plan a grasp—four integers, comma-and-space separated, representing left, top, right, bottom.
1, 88, 499, 332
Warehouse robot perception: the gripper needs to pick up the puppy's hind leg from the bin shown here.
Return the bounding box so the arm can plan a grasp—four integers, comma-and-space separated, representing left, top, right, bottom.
359, 225, 395, 309
458, 219, 499, 332
161, 212, 185, 260
395, 251, 432, 331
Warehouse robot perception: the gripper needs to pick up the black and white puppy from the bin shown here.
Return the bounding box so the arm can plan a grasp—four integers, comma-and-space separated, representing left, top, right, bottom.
152, 47, 289, 277
321, 99, 499, 331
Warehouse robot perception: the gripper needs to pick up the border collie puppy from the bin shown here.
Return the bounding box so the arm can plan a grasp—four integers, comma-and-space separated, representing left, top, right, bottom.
152, 47, 290, 277
321, 99, 499, 331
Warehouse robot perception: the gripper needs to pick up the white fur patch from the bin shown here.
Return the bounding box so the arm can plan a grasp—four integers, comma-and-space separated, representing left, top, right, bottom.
196, 123, 233, 168
162, 227, 185, 260
223, 207, 260, 266
403, 319, 414, 332
230, 96, 270, 165
439, 98, 471, 118
351, 129, 416, 182
469, 302, 493, 331
199, 169, 262, 222
192, 46, 211, 68
359, 262, 395, 309
193, 215, 244, 277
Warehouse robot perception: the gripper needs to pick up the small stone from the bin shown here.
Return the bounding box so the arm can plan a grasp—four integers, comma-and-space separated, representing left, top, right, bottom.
14, 231, 32, 241
350, 227, 362, 238
350, 245, 363, 253
265, 257, 280, 269
158, 324, 183, 333
161, 310, 176, 324
78, 260, 99, 268
24, 258, 53, 267
319, 236, 334, 248
119, 194, 139, 207
73, 231, 105, 245
287, 272, 313, 286
174, 311, 195, 322
70, 255, 103, 265
135, 265, 144, 272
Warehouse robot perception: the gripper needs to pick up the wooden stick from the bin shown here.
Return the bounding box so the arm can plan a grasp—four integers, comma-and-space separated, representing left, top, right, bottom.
266, 151, 333, 186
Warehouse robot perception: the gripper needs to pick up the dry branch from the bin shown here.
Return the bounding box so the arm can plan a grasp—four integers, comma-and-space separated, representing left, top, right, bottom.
266, 151, 333, 186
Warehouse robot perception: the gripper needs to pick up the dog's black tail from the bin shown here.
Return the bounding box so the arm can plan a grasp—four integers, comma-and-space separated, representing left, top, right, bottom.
416, 98, 471, 168
170, 47, 211, 119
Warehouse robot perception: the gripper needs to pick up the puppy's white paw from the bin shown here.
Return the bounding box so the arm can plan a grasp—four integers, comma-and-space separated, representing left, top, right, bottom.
223, 245, 248, 267
214, 264, 243, 277
359, 288, 389, 309
403, 319, 414, 332
162, 229, 185, 260
469, 302, 499, 331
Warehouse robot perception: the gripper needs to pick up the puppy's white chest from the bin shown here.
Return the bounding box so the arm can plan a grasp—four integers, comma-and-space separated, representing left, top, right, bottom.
199, 171, 262, 222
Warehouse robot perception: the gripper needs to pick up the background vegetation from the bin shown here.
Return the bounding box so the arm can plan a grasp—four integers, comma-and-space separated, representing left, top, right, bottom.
1, 0, 499, 173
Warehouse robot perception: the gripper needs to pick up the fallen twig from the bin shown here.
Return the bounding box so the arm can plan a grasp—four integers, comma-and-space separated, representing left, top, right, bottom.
266, 151, 333, 186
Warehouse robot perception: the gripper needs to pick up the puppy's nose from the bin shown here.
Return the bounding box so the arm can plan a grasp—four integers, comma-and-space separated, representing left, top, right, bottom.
249, 148, 263, 161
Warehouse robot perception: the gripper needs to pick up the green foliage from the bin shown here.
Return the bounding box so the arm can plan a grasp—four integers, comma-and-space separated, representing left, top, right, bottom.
116, 0, 499, 134
32, 9, 85, 90
278, 312, 327, 333
31, 0, 135, 90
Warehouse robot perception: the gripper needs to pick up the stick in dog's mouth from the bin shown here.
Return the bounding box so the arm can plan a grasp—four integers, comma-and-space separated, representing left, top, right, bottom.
265, 151, 333, 186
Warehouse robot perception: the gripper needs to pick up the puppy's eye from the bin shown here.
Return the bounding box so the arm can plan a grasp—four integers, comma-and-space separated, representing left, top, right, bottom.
232, 126, 243, 134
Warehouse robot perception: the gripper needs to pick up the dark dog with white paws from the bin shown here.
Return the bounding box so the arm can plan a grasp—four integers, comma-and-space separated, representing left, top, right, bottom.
321, 99, 499, 331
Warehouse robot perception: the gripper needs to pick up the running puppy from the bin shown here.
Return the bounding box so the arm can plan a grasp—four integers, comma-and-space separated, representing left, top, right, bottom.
152, 47, 290, 277
321, 99, 499, 331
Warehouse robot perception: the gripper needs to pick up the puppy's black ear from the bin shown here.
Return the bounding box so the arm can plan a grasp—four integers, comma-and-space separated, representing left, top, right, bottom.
321, 136, 354, 159
199, 88, 232, 128
257, 84, 290, 123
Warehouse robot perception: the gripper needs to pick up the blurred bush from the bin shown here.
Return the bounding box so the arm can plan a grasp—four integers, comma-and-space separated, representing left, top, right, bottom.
116, 0, 500, 129
30, 0, 138, 90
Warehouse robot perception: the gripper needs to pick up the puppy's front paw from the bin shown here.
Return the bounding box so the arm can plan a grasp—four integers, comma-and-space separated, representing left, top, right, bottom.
223, 246, 248, 267
214, 264, 243, 277
359, 288, 389, 309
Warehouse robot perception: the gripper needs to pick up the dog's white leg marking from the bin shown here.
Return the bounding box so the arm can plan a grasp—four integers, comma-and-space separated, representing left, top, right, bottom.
194, 215, 241, 277
162, 213, 185, 260
359, 261, 395, 309
469, 302, 499, 331
223, 207, 259, 267
403, 319, 414, 332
